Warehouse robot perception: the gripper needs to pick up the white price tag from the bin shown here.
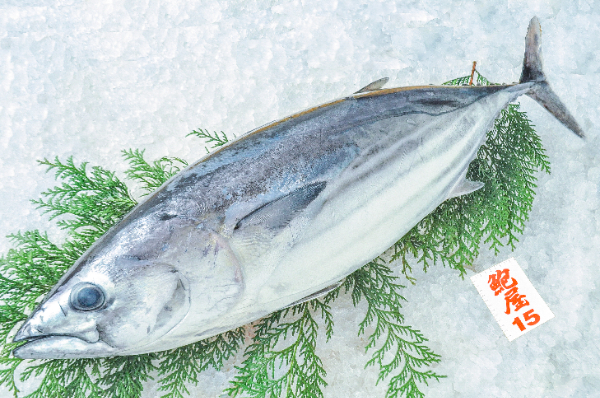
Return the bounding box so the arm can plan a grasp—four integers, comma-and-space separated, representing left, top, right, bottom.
471, 258, 554, 341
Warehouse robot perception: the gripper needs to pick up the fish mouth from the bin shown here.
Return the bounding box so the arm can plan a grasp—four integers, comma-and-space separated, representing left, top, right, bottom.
13, 335, 117, 359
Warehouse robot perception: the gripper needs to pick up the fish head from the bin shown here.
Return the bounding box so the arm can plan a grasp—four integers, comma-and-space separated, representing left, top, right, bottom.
12, 253, 191, 359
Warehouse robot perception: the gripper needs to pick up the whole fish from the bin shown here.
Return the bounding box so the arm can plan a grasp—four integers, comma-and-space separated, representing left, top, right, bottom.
13, 17, 582, 359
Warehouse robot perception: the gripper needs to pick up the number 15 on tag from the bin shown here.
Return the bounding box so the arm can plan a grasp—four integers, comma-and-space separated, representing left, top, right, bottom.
471, 258, 554, 341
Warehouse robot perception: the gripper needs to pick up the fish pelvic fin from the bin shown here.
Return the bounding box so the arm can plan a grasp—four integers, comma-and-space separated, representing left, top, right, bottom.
282, 280, 344, 309
520, 16, 584, 138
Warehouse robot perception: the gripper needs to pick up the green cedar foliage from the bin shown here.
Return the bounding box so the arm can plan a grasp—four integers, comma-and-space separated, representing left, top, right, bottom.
227, 301, 332, 398
441, 69, 498, 87
348, 260, 444, 398
31, 158, 136, 248
122, 149, 188, 196
187, 129, 230, 153
0, 74, 550, 398
156, 328, 246, 398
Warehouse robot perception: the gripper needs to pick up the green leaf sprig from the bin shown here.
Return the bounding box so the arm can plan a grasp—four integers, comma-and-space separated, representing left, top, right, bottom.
187, 129, 230, 153
122, 149, 188, 196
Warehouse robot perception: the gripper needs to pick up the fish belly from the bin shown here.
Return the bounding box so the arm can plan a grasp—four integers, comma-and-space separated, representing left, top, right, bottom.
250, 87, 525, 312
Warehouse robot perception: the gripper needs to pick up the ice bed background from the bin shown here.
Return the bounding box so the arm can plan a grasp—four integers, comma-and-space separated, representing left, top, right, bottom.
0, 0, 599, 397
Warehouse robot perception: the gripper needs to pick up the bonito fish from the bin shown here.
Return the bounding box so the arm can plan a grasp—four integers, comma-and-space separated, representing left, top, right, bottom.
13, 17, 582, 359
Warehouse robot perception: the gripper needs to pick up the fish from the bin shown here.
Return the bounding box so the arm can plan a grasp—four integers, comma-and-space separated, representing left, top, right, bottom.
13, 17, 582, 359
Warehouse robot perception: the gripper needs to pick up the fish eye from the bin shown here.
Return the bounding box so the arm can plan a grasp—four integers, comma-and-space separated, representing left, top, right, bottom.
70, 283, 106, 311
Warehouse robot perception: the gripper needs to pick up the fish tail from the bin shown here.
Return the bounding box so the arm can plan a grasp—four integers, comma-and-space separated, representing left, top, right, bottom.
519, 16, 584, 138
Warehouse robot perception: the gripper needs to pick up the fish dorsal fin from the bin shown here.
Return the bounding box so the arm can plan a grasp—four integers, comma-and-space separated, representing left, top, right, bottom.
446, 178, 484, 200
354, 77, 389, 94
282, 280, 344, 309
234, 181, 327, 233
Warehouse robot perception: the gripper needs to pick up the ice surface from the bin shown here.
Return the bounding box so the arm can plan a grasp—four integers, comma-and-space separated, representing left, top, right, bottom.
1, 0, 599, 397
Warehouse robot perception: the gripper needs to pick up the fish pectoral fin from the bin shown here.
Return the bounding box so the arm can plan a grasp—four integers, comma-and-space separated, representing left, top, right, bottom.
234, 181, 327, 233
230, 182, 327, 263
354, 77, 389, 94
446, 178, 484, 200
282, 280, 344, 309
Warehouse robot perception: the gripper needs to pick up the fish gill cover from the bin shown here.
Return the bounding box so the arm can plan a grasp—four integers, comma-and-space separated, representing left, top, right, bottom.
0, 73, 550, 398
